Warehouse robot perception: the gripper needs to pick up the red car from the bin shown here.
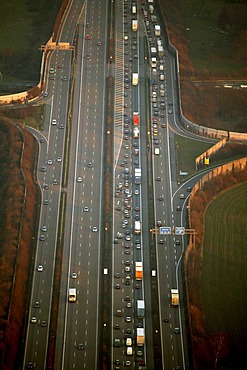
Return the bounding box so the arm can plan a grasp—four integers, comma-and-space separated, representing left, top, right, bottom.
85, 34, 91, 40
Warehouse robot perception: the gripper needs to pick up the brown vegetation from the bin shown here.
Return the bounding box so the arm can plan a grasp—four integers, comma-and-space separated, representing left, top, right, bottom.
0, 117, 39, 369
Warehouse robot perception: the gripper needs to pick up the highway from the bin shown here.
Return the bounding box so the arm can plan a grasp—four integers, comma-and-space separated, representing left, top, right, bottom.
22, 0, 216, 370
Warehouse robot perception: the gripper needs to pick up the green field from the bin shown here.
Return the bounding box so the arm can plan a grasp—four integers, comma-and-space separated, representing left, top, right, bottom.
178, 0, 244, 74
175, 134, 212, 178
201, 182, 247, 335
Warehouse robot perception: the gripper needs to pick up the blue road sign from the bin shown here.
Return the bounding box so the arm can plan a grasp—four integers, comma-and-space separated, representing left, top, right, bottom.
175, 227, 185, 235
160, 227, 171, 235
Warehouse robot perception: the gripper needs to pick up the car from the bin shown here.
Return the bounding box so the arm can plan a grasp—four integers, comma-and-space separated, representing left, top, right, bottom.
41, 166, 46, 172
125, 260, 130, 266
57, 157, 62, 162
125, 266, 130, 272
159, 239, 164, 244
174, 327, 180, 334
156, 177, 161, 181
153, 129, 158, 136
123, 219, 128, 225
47, 159, 53, 165
176, 205, 181, 211
57, 64, 63, 69
77, 177, 82, 182
42, 225, 47, 232
92, 226, 98, 232
136, 243, 141, 249
135, 215, 140, 220
137, 359, 145, 366
115, 284, 120, 289
39, 234, 45, 241
114, 324, 120, 330
71, 272, 77, 279
125, 360, 131, 366
187, 186, 192, 192
43, 199, 49, 205
168, 109, 173, 114
59, 123, 65, 129
40, 320, 47, 327
134, 189, 139, 195
49, 68, 55, 74
78, 343, 84, 350
135, 283, 140, 289
43, 183, 49, 190
175, 240, 180, 245
51, 119, 57, 125
125, 235, 131, 241
159, 195, 164, 201
39, 137, 45, 143
87, 162, 93, 168
180, 193, 185, 199
114, 239, 118, 244
83, 206, 89, 212
125, 250, 130, 254
37, 265, 43, 272
53, 179, 58, 185
30, 317, 37, 324
61, 76, 68, 81
163, 318, 169, 323
169, 101, 173, 106
85, 54, 90, 59
125, 316, 131, 322
85, 34, 91, 40
49, 75, 54, 80
154, 139, 159, 145
126, 302, 132, 308
125, 280, 130, 285
115, 359, 120, 365
115, 272, 120, 278
137, 350, 143, 356
27, 363, 35, 369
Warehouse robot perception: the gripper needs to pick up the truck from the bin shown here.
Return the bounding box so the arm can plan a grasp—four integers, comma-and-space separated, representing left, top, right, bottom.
132, 19, 138, 31
132, 4, 136, 14
137, 300, 145, 318
148, 0, 154, 4
155, 24, 161, 36
171, 289, 179, 306
134, 221, 141, 235
133, 127, 139, 138
114, 338, 121, 347
132, 72, 139, 86
133, 112, 139, 125
149, 5, 154, 14
150, 46, 157, 57
151, 14, 157, 23
151, 57, 157, 68
68, 288, 77, 302
135, 261, 143, 280
158, 45, 164, 58
136, 328, 145, 346
134, 168, 141, 185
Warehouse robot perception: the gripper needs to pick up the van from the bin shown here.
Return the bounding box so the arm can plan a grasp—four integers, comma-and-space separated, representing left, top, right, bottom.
124, 168, 129, 174
126, 338, 132, 346
117, 309, 122, 317
159, 64, 164, 71
126, 346, 133, 355
154, 148, 160, 155
160, 89, 165, 97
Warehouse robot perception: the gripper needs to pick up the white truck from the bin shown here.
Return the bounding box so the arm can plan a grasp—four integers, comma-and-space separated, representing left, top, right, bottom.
151, 57, 157, 68
133, 127, 139, 138
132, 72, 139, 86
134, 168, 141, 185
150, 46, 157, 56
155, 25, 161, 36
68, 288, 77, 302
137, 328, 145, 346
134, 221, 141, 234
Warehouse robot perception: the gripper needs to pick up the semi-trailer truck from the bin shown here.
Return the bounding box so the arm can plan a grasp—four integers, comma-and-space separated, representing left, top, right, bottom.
134, 168, 141, 184
171, 289, 179, 306
137, 300, 145, 318
135, 262, 143, 280
68, 288, 77, 302
137, 328, 145, 346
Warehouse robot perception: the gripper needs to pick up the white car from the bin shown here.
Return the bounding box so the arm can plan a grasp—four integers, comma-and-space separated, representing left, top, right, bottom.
47, 159, 53, 165
83, 206, 89, 212
77, 177, 82, 182
71, 272, 77, 279
51, 119, 57, 125
30, 317, 37, 324
180, 193, 185, 199
92, 226, 98, 232
134, 189, 139, 195
37, 265, 43, 272
57, 157, 62, 162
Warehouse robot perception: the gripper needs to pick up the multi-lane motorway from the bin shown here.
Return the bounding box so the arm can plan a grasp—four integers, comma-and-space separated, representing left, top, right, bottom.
22, 1, 214, 369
